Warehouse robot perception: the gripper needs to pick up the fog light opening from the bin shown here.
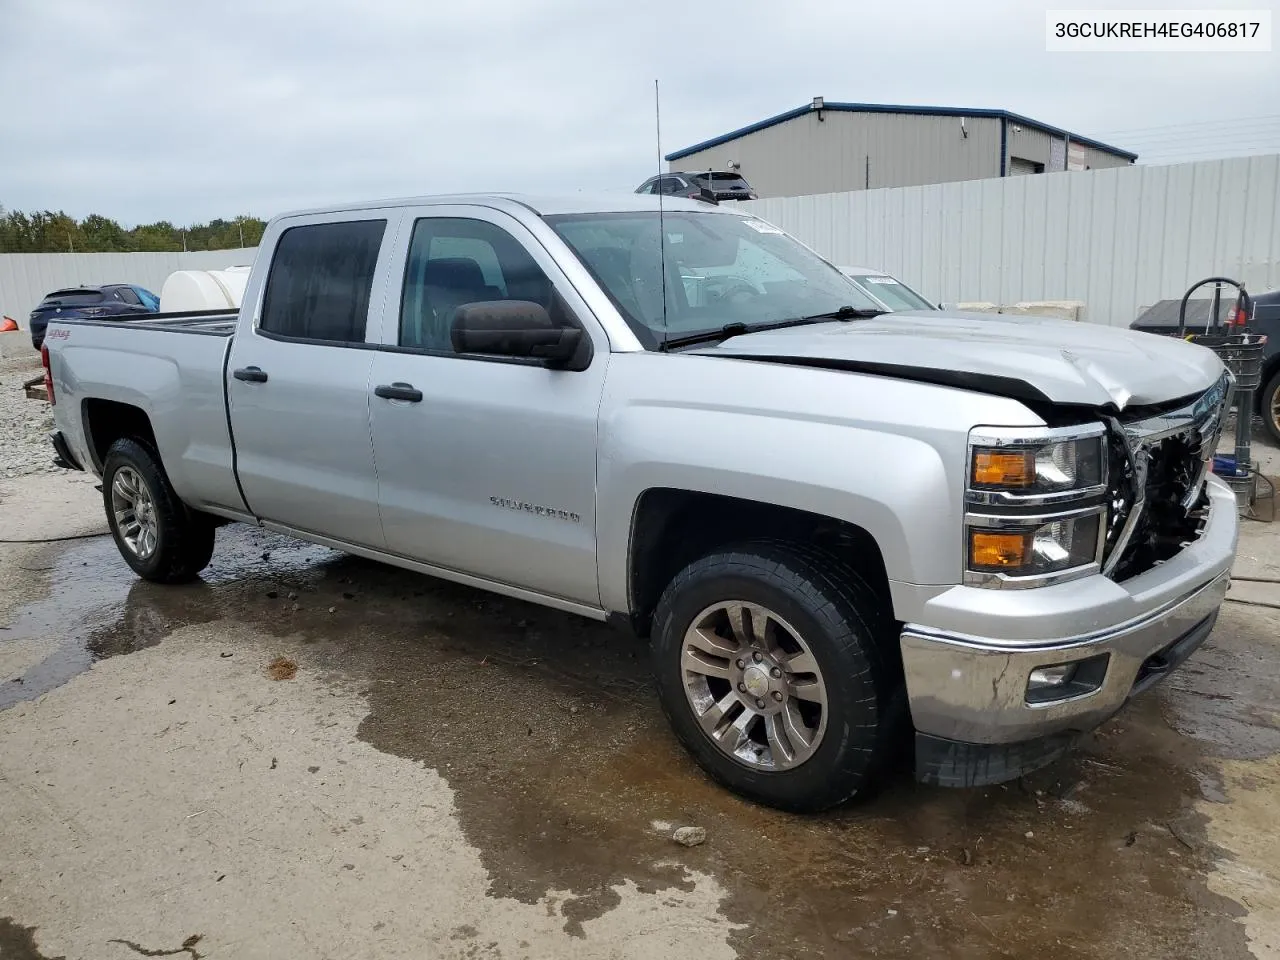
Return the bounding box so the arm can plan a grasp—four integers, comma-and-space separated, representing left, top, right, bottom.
1029, 664, 1076, 688
1025, 653, 1110, 705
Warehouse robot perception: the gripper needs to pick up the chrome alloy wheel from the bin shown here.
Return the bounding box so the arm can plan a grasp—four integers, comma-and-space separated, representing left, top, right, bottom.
111, 465, 159, 559
680, 601, 828, 771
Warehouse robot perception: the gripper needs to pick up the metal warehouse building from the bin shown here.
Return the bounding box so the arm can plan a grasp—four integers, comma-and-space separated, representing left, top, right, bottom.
666, 99, 1137, 199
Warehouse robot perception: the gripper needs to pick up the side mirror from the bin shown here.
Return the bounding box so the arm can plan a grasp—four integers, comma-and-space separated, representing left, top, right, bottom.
696, 186, 719, 205
451, 300, 585, 368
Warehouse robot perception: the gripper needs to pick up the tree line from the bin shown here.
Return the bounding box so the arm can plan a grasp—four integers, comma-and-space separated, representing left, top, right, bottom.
0, 207, 266, 254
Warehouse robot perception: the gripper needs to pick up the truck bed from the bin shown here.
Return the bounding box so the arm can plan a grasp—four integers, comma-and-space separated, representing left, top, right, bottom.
44, 309, 247, 518
56, 309, 239, 337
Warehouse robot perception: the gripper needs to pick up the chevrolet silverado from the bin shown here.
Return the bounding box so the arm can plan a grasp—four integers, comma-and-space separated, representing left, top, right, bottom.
41, 193, 1238, 811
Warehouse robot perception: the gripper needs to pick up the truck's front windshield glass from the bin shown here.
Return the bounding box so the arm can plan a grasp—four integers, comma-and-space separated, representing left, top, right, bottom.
546, 212, 881, 349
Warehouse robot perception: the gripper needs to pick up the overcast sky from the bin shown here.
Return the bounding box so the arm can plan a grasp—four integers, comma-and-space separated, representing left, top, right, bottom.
2, 0, 1277, 225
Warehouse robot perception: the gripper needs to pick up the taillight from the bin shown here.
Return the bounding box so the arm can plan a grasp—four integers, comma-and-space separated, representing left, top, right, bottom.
1227, 296, 1251, 327
41, 343, 55, 405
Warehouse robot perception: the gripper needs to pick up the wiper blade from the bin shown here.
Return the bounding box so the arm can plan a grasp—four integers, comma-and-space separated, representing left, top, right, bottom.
800, 304, 887, 320
659, 307, 885, 351
660, 322, 750, 350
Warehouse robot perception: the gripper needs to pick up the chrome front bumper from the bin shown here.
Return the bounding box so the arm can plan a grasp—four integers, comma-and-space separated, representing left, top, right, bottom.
900, 474, 1238, 752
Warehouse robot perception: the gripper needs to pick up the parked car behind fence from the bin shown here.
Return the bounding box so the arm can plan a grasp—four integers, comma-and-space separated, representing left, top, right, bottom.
635, 171, 757, 202
29, 284, 160, 350
838, 266, 938, 312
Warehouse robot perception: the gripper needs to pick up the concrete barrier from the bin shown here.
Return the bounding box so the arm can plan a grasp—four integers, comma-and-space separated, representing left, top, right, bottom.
1000, 300, 1088, 322
944, 300, 1087, 322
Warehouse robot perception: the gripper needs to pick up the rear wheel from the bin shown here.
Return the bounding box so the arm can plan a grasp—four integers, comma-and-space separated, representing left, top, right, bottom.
1262, 370, 1280, 445
651, 541, 903, 812
102, 437, 215, 583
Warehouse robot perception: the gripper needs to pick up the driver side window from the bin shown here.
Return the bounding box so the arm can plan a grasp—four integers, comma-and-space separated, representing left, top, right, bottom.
399, 218, 556, 353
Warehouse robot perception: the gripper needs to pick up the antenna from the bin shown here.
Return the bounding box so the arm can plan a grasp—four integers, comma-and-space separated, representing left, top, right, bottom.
655, 79, 669, 349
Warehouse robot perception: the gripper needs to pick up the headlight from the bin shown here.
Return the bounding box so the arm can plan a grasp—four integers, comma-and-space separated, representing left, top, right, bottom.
965, 424, 1109, 588
967, 510, 1104, 579
969, 435, 1104, 497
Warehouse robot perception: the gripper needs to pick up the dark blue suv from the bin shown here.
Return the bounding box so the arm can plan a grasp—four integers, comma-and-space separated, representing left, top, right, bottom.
29, 284, 160, 350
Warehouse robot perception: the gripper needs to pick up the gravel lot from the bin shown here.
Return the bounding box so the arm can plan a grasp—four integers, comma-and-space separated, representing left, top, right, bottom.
1, 354, 56, 480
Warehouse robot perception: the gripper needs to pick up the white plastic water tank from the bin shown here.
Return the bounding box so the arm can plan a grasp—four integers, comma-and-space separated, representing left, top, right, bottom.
159, 265, 252, 313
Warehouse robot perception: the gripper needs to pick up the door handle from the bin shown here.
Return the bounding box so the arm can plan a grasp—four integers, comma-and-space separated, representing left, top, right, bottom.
233, 366, 269, 383
374, 382, 423, 403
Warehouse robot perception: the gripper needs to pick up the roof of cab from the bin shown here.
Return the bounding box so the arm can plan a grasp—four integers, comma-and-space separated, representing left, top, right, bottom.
273, 192, 747, 221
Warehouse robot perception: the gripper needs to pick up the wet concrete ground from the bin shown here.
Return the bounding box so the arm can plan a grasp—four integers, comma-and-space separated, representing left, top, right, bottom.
1, 473, 1279, 959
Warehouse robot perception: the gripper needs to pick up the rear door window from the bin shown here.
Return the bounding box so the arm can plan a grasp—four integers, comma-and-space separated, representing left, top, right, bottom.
42, 291, 104, 308
260, 219, 387, 343
115, 286, 142, 305
696, 172, 751, 190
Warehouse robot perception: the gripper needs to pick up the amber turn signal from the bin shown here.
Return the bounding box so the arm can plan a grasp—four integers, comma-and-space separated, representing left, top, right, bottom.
969, 531, 1030, 569
971, 449, 1034, 488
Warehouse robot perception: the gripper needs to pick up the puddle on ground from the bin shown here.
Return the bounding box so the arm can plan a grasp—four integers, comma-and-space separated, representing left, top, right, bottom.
1164, 616, 1280, 761
0, 918, 61, 960
2, 526, 1274, 958
0, 526, 331, 710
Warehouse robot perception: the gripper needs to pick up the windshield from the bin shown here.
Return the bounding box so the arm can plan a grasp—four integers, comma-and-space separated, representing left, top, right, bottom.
846, 274, 936, 311
546, 212, 881, 349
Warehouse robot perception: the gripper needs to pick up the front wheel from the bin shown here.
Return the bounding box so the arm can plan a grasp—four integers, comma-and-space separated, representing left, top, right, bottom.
102, 437, 215, 583
651, 542, 903, 812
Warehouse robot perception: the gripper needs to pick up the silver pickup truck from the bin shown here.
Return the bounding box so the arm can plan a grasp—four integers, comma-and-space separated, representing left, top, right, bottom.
41, 193, 1238, 812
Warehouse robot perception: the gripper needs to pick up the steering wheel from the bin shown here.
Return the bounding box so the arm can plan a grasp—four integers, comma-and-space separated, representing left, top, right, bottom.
705, 277, 760, 305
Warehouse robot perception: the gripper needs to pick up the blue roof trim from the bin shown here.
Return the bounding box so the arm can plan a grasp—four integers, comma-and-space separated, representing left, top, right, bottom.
665, 102, 1138, 163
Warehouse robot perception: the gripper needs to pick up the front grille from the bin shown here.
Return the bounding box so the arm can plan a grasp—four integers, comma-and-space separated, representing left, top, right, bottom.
1103, 373, 1231, 581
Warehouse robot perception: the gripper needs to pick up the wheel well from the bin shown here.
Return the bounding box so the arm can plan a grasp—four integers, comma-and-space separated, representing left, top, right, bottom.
626, 489, 893, 638
82, 399, 157, 470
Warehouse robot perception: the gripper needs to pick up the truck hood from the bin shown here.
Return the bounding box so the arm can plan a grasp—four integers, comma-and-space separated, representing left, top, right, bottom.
696, 310, 1225, 410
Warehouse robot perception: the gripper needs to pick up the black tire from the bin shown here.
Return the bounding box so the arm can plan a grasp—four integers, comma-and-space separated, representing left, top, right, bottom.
102, 437, 215, 583
651, 540, 904, 813
1261, 370, 1280, 446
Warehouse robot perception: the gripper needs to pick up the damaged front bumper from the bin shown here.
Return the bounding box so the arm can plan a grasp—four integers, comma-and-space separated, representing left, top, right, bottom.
900, 474, 1238, 787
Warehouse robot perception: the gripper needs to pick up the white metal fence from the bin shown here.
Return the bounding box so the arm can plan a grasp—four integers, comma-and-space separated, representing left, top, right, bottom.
0, 248, 259, 328
743, 154, 1280, 326
6, 156, 1280, 331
